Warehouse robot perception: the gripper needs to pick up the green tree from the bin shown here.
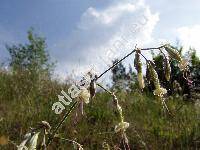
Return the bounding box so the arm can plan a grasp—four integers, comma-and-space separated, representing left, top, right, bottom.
5, 29, 54, 99
189, 49, 200, 87
111, 59, 136, 91
6, 29, 53, 75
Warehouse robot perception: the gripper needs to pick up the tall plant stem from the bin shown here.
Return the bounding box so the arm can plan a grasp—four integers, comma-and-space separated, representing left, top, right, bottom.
47, 101, 78, 147
47, 45, 165, 147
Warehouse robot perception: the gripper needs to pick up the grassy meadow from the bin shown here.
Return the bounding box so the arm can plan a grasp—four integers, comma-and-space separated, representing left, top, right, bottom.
0, 32, 200, 149
0, 70, 200, 149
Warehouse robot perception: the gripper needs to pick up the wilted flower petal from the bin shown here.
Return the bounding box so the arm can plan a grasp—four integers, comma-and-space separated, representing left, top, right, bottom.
115, 122, 129, 133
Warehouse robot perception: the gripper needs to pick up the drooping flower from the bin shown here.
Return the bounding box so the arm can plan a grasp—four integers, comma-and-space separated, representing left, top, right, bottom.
114, 121, 129, 133
134, 49, 145, 89
147, 61, 160, 88
164, 45, 182, 62
148, 61, 168, 97
17, 132, 40, 150
28, 132, 40, 150
178, 58, 189, 71
78, 88, 90, 104
38, 121, 51, 134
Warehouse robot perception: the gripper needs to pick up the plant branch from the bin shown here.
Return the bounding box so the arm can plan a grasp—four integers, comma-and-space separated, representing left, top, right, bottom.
95, 46, 164, 81
47, 45, 165, 148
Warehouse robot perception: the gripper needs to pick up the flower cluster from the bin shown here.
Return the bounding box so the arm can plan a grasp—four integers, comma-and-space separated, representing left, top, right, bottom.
115, 121, 130, 133
164, 44, 189, 72
112, 94, 129, 134
153, 87, 167, 97
164, 45, 182, 62
148, 62, 167, 97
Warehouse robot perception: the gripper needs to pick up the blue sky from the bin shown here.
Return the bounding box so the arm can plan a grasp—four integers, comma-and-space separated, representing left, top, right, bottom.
0, 0, 200, 79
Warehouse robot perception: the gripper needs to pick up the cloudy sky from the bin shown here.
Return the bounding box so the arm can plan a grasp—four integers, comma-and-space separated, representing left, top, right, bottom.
0, 0, 200, 79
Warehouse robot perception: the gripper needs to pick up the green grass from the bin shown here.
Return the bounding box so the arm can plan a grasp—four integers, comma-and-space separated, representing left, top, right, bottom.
0, 86, 200, 149
0, 70, 200, 149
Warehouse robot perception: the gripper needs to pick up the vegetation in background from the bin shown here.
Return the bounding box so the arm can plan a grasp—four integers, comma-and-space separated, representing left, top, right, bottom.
0, 30, 200, 149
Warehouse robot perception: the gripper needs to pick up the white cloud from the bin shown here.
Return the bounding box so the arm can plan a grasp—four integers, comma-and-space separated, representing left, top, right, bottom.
54, 0, 159, 79
176, 25, 200, 56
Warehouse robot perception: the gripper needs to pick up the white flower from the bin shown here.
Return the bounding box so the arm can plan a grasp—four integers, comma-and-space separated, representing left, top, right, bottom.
153, 87, 167, 97
17, 132, 40, 150
28, 132, 40, 150
78, 88, 90, 104
114, 122, 129, 133
17, 133, 31, 150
